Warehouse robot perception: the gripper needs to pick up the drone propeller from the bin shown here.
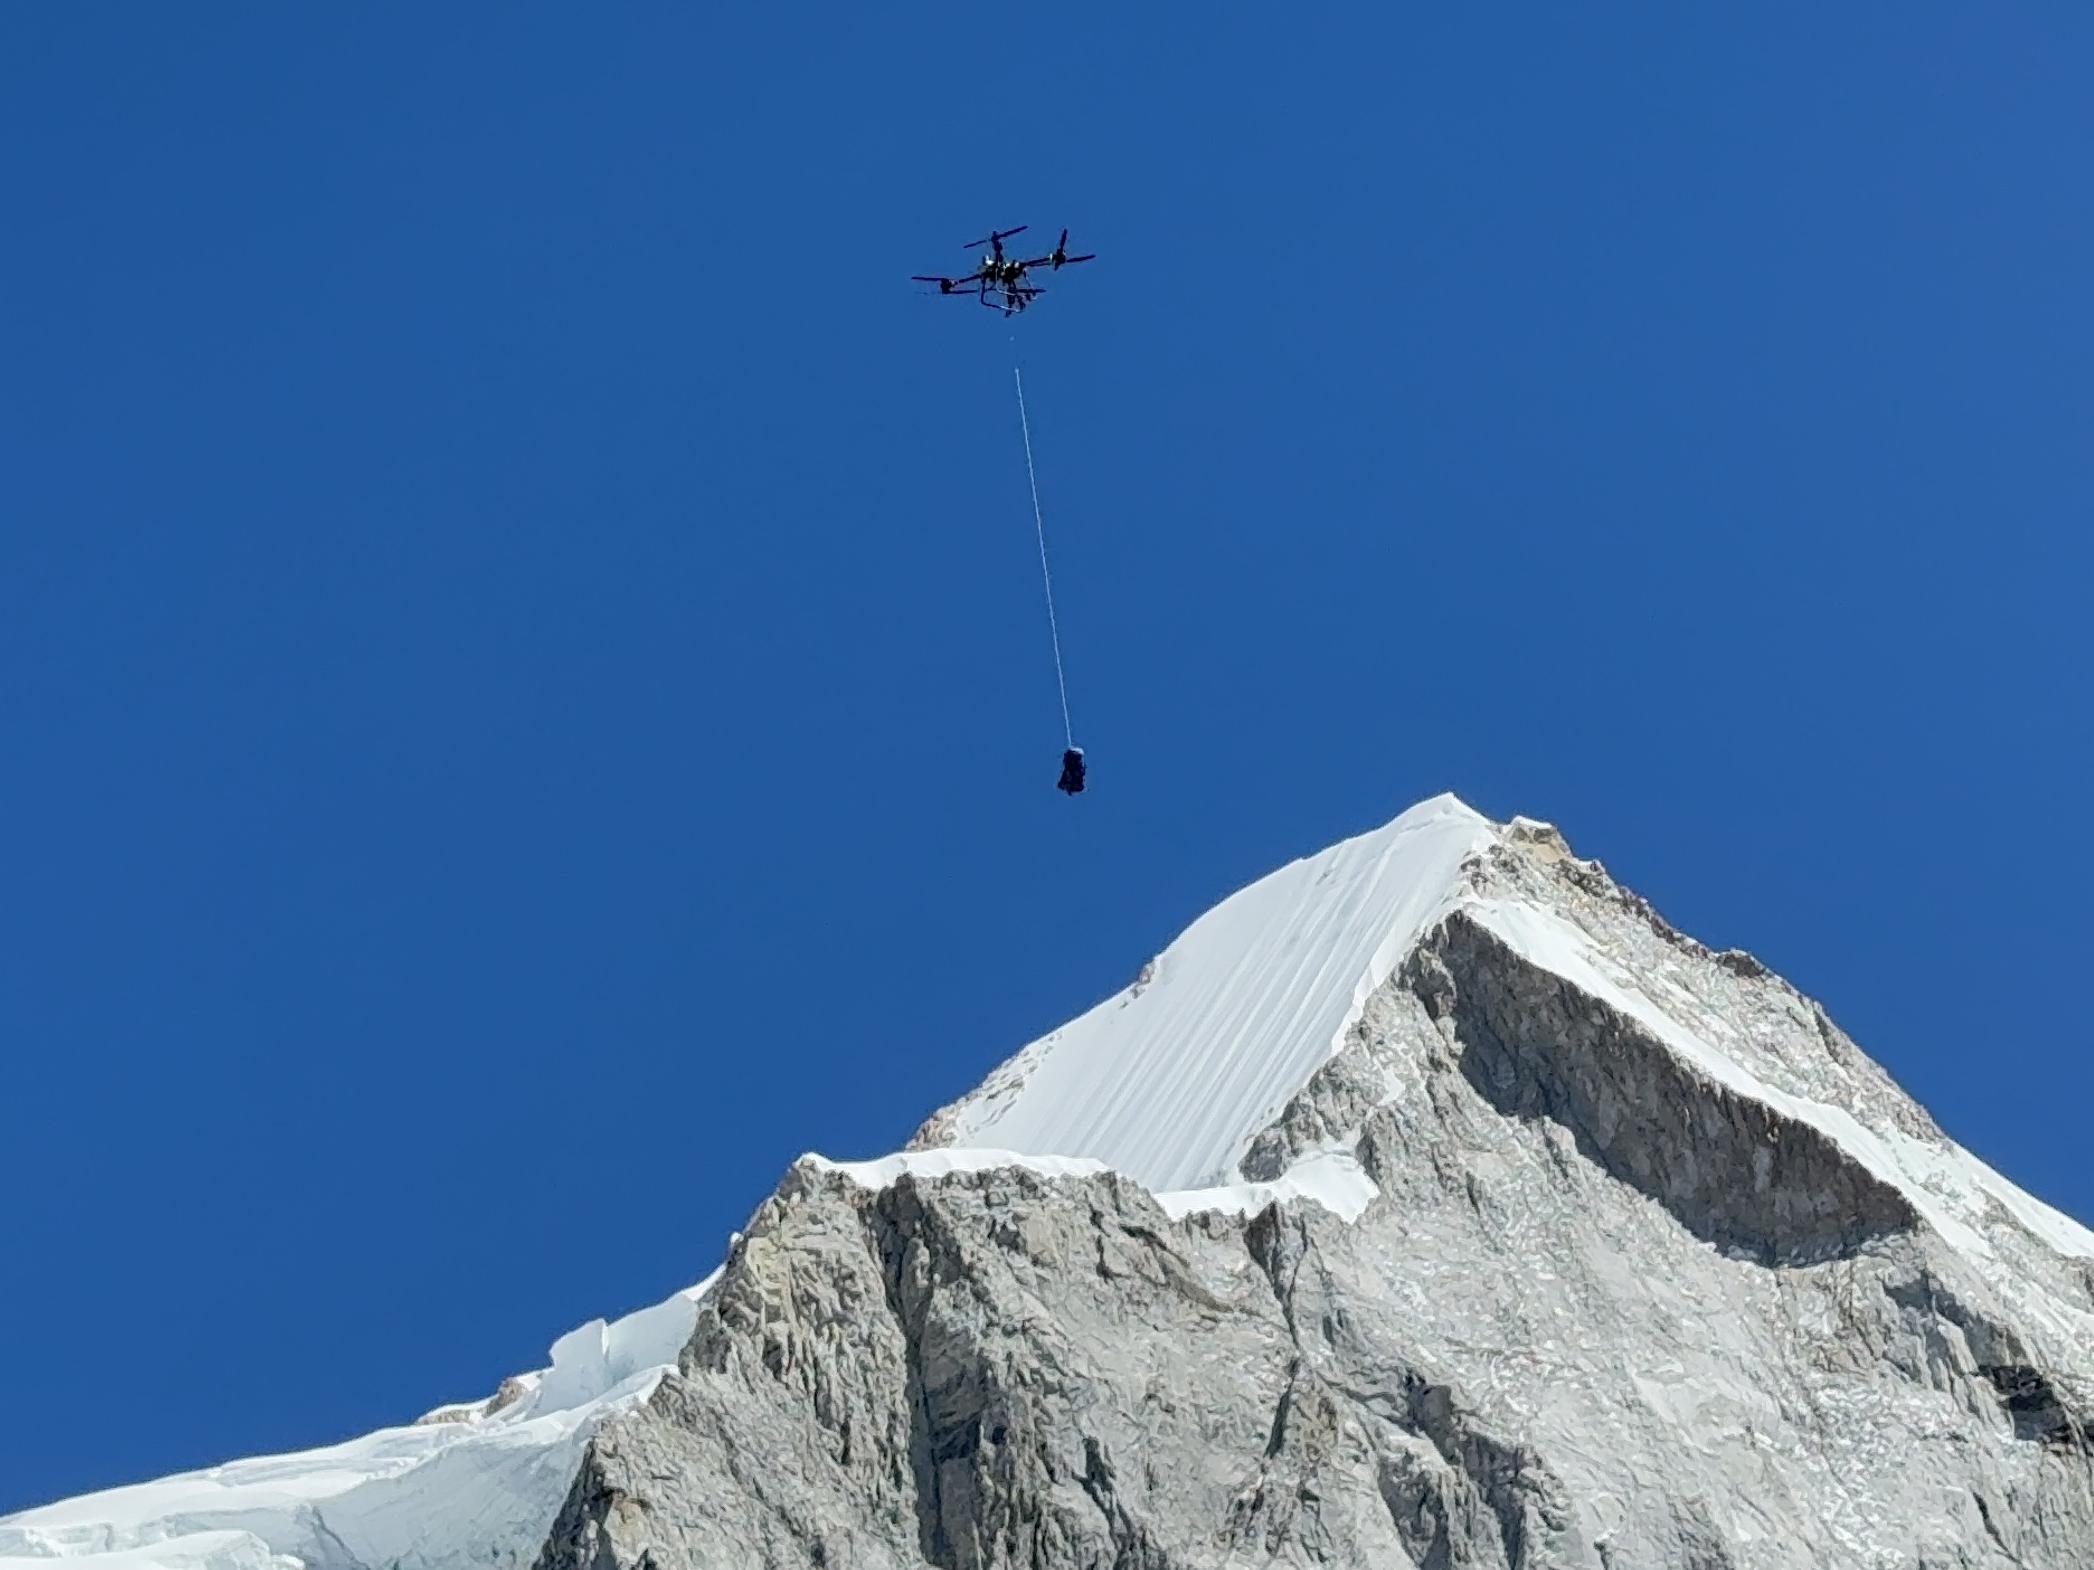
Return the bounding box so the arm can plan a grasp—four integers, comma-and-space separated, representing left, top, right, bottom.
963, 225, 1028, 249
1048, 229, 1097, 269
1017, 229, 1097, 270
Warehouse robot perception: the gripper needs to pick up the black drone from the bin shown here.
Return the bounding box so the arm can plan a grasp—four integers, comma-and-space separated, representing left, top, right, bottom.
913, 225, 1095, 316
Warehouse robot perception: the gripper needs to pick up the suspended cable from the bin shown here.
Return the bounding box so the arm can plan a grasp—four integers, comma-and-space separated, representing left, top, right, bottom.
1013, 361, 1074, 749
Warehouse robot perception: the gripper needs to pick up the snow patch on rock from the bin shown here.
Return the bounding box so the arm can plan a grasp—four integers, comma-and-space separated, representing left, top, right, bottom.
1154, 1143, 1378, 1222
806, 1143, 1380, 1224
802, 1148, 1110, 1189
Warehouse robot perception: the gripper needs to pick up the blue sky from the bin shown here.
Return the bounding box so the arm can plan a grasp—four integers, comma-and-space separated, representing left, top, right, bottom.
5, 5, 2090, 1511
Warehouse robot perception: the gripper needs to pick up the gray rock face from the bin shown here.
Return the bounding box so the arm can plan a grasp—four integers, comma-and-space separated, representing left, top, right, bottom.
537, 816, 2094, 1569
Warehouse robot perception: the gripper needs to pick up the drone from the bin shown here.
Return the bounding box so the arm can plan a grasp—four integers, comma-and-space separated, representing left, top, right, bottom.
913, 225, 1095, 316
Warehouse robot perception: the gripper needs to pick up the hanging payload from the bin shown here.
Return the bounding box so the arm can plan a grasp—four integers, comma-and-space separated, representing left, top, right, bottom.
1057, 748, 1086, 796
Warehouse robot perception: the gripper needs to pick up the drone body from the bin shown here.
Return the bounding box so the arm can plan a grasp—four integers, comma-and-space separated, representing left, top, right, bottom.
912, 225, 1096, 316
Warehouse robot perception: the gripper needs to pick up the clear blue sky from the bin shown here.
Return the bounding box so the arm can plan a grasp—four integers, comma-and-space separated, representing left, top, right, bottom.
4, 5, 2089, 1512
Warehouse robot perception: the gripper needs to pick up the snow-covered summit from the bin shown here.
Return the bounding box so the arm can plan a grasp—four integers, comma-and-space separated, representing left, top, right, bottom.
12, 791, 2094, 1570
911, 791, 2093, 1294
912, 792, 1495, 1191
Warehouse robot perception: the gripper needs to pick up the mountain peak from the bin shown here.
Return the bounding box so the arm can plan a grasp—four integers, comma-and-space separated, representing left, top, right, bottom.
911, 792, 1500, 1191
15, 793, 2094, 1570
912, 789, 2094, 1299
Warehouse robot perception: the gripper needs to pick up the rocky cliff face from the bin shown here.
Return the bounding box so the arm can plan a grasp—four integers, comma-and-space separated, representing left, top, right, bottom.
534, 805, 2094, 1569
12, 798, 2092, 1570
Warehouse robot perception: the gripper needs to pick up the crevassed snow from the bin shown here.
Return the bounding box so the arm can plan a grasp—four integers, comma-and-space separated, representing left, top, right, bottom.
931, 793, 1494, 1191
0, 1280, 715, 1570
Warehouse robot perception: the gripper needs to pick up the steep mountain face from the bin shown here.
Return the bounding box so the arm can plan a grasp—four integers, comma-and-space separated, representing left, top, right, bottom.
9, 796, 2093, 1569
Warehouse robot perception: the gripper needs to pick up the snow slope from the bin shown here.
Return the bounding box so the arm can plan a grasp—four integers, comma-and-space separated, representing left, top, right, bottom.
0, 1285, 712, 1570
922, 792, 1495, 1190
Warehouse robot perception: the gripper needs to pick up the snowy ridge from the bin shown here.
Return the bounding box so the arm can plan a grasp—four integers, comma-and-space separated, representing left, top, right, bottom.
0, 1283, 714, 1570
1462, 892, 2094, 1299
919, 792, 1494, 1190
